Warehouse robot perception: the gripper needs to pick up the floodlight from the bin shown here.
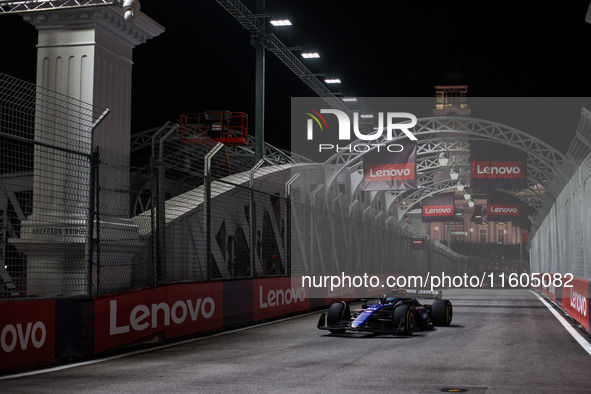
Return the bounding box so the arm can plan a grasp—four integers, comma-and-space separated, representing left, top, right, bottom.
270, 19, 292, 26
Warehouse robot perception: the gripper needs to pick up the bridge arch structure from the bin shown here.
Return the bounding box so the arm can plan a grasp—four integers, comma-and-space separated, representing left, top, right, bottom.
320, 116, 573, 223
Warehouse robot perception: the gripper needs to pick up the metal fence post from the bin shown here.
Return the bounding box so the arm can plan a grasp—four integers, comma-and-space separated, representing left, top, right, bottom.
204, 143, 224, 281
249, 160, 265, 277
150, 127, 163, 284
86, 147, 99, 297
87, 109, 108, 297
310, 184, 324, 275
152, 124, 178, 284
285, 173, 300, 276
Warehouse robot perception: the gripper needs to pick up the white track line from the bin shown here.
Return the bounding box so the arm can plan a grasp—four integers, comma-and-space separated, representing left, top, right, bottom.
531, 290, 591, 357
0, 310, 319, 381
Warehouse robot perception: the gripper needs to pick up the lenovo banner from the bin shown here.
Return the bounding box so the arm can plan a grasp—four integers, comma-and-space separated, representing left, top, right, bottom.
361, 143, 417, 191
422, 192, 455, 222
254, 277, 310, 321
560, 277, 590, 332
487, 190, 521, 222
94, 282, 224, 354
0, 300, 55, 371
470, 141, 527, 189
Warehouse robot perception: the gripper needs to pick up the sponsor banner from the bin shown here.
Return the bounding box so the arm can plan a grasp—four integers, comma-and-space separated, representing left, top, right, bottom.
325, 279, 357, 301
94, 282, 224, 354
422, 205, 453, 216
254, 277, 310, 321
0, 300, 55, 371
325, 275, 353, 301
473, 161, 525, 179
410, 237, 426, 250
470, 141, 527, 189
422, 192, 455, 222
559, 277, 590, 332
361, 143, 417, 191
487, 190, 521, 222
304, 282, 329, 309
165, 283, 224, 339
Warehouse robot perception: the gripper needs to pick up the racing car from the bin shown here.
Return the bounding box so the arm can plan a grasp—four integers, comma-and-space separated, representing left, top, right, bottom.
317, 289, 452, 335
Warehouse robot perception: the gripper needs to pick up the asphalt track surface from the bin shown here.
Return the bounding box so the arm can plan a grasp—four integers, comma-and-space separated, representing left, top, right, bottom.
2, 288, 591, 393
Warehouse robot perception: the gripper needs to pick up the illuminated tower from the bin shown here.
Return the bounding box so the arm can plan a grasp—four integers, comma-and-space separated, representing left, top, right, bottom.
433, 73, 470, 116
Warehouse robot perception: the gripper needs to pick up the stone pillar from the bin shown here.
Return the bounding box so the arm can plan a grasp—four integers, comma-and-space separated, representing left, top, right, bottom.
11, 5, 164, 296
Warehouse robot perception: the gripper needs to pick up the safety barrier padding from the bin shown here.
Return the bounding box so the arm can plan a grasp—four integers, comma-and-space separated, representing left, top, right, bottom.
1, 277, 342, 372
0, 300, 56, 371
539, 275, 590, 332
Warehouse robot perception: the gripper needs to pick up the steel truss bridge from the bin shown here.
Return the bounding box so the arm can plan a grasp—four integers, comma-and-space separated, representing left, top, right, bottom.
321, 114, 590, 230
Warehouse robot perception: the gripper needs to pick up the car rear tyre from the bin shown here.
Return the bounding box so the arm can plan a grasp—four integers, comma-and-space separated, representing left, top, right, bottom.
392, 305, 415, 335
327, 302, 350, 334
431, 299, 453, 326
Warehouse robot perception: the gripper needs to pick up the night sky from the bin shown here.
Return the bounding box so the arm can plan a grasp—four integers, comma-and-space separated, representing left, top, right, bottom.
2, 1, 591, 153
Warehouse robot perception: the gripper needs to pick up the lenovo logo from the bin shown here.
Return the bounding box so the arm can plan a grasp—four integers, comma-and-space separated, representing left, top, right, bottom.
472, 161, 525, 178
1, 321, 46, 353
259, 286, 306, 309
489, 205, 519, 214
109, 298, 215, 335
365, 163, 414, 181
570, 289, 587, 317
423, 206, 453, 215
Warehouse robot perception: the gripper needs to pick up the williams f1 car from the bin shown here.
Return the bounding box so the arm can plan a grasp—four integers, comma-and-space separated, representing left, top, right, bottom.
317, 289, 452, 335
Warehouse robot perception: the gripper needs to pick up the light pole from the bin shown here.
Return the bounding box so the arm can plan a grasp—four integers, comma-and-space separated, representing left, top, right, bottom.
254, 0, 266, 162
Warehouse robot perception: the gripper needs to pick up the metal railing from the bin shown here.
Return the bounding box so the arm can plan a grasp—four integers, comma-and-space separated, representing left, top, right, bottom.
529, 109, 591, 281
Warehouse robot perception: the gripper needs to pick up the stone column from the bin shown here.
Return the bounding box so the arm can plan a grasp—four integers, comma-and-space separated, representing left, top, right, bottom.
11, 5, 164, 296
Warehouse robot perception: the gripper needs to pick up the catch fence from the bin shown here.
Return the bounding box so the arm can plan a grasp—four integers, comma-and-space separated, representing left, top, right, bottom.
529, 109, 591, 280
0, 72, 479, 299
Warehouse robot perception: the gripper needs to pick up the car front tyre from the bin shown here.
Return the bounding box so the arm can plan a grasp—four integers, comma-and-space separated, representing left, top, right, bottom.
327, 302, 349, 334
393, 305, 415, 335
431, 299, 453, 326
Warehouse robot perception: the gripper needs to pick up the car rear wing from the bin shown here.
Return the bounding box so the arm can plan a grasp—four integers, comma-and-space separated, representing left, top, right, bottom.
360, 288, 443, 303
403, 289, 442, 299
